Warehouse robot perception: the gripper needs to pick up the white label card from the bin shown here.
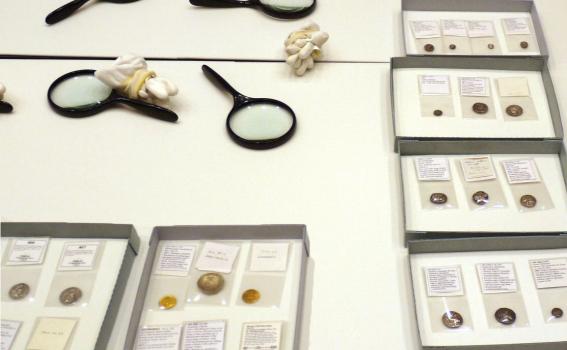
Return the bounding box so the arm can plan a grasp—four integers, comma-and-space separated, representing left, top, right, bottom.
502, 17, 531, 35
250, 243, 289, 272
530, 258, 567, 289
26, 318, 77, 350
419, 75, 451, 95
240, 322, 282, 350
136, 325, 182, 350
424, 266, 464, 297
497, 77, 530, 97
460, 156, 496, 182
467, 20, 495, 38
411, 20, 441, 39
502, 159, 540, 184
196, 242, 240, 274
1, 320, 21, 350
182, 321, 225, 350
441, 20, 467, 37
477, 263, 518, 294
415, 157, 451, 182
460, 77, 489, 97
6, 238, 49, 265
58, 241, 100, 271
155, 243, 196, 277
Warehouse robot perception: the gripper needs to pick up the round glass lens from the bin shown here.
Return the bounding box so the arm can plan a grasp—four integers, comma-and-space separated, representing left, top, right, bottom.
229, 103, 294, 141
259, 0, 313, 12
50, 74, 112, 109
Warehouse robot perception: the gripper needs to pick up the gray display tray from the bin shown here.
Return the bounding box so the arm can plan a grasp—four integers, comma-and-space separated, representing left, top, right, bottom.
124, 224, 310, 350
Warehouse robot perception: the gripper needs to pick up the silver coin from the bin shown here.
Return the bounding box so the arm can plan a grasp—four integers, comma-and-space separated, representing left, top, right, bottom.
472, 191, 489, 205
9, 283, 30, 300
59, 287, 82, 305
430, 192, 448, 205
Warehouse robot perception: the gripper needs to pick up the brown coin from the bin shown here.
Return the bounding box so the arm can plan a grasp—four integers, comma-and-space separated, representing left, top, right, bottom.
430, 193, 448, 205
197, 273, 225, 295
495, 308, 516, 325
551, 308, 564, 318
472, 191, 489, 205
442, 311, 464, 329
488, 43, 495, 49
520, 194, 537, 208
472, 102, 489, 114
59, 287, 82, 305
433, 109, 443, 117
242, 289, 261, 304
449, 44, 456, 50
424, 43, 435, 52
506, 104, 523, 117
159, 295, 177, 310
9, 283, 30, 300
520, 41, 529, 49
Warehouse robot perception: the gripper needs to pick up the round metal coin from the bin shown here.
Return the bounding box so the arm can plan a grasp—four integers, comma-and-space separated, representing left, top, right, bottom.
424, 43, 435, 52
472, 191, 490, 205
9, 283, 30, 300
506, 104, 523, 117
442, 311, 464, 329
59, 287, 82, 305
430, 192, 448, 205
433, 109, 443, 117
449, 44, 456, 50
495, 308, 516, 325
488, 43, 495, 49
472, 102, 489, 114
159, 295, 177, 310
242, 289, 261, 304
520, 194, 537, 208
197, 273, 225, 295
551, 308, 563, 318
520, 41, 529, 49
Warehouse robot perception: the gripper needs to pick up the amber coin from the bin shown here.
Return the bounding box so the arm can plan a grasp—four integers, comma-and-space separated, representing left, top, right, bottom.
59, 287, 82, 305
197, 273, 225, 295
430, 193, 448, 205
242, 289, 261, 304
506, 104, 523, 117
433, 109, 443, 117
495, 308, 516, 325
520, 194, 537, 208
159, 295, 177, 310
449, 44, 456, 50
9, 283, 30, 300
488, 43, 495, 49
551, 308, 564, 318
472, 191, 489, 205
520, 41, 529, 49
442, 311, 464, 329
424, 43, 435, 52
472, 102, 489, 114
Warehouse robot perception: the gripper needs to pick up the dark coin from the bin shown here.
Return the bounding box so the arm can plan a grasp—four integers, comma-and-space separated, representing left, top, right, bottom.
472, 102, 489, 114
520, 41, 529, 49
197, 272, 225, 295
495, 308, 516, 325
442, 311, 464, 328
506, 105, 523, 117
488, 43, 495, 49
424, 43, 435, 52
449, 44, 456, 50
433, 109, 443, 117
9, 283, 30, 300
520, 194, 537, 208
59, 287, 82, 305
551, 308, 563, 318
472, 191, 489, 205
430, 193, 448, 205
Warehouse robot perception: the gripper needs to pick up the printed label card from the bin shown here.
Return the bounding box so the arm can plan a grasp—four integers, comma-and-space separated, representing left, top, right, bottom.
196, 242, 240, 274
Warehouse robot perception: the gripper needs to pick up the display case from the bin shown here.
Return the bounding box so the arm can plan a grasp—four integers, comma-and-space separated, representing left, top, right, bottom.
0, 221, 139, 350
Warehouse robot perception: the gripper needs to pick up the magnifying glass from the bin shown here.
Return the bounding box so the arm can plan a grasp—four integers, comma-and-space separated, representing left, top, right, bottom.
0, 101, 13, 113
202, 65, 296, 150
46, 0, 139, 25
189, 0, 316, 20
48, 70, 178, 122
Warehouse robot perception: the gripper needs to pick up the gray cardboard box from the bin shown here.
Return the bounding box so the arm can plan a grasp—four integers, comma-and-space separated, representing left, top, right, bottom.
125, 224, 310, 350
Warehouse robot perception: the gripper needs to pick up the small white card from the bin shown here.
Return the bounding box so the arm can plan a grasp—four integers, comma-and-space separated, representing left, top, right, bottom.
466, 20, 495, 38
415, 157, 451, 181
240, 322, 282, 350
136, 325, 181, 350
460, 77, 489, 97
155, 242, 196, 277
497, 77, 530, 97
411, 20, 441, 39
250, 243, 289, 272
6, 238, 49, 265
530, 258, 567, 289
460, 156, 496, 182
477, 263, 518, 294
502, 17, 531, 35
441, 20, 467, 37
1, 320, 21, 350
424, 266, 464, 297
26, 318, 77, 350
196, 242, 240, 274
182, 320, 225, 350
502, 159, 541, 184
419, 75, 451, 95
58, 241, 100, 271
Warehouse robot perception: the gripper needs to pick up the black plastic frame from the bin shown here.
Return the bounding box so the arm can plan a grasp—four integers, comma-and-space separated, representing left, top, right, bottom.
189, 0, 316, 20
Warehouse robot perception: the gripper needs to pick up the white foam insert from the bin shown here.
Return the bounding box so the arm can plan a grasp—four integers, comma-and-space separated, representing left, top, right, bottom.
403, 11, 541, 56
0, 237, 128, 350
411, 248, 567, 346
394, 67, 556, 138
402, 154, 567, 233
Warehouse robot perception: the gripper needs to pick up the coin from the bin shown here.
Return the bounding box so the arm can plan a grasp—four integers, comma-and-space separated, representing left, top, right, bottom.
520, 194, 537, 208
551, 308, 564, 318
430, 193, 448, 205
424, 43, 435, 52
9, 283, 30, 300
197, 273, 225, 295
472, 191, 489, 205
520, 41, 529, 49
433, 109, 443, 117
472, 102, 489, 114
488, 43, 495, 49
242, 289, 261, 304
506, 104, 523, 117
59, 287, 82, 305
441, 311, 464, 329
449, 44, 456, 50
495, 308, 516, 325
159, 295, 177, 310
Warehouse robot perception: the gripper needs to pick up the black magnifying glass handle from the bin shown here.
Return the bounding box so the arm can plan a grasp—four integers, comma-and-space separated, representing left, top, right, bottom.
202, 65, 248, 104
46, 0, 91, 24
0, 101, 13, 113
189, 0, 254, 8
114, 97, 178, 122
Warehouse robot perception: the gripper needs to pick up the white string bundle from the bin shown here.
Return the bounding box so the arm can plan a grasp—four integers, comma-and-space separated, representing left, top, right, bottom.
285, 22, 329, 76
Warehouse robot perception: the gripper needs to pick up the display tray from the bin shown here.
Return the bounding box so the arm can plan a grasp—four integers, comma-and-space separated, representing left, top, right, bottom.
125, 225, 309, 350
402, 0, 548, 57
408, 236, 567, 350
391, 56, 564, 154
0, 221, 139, 350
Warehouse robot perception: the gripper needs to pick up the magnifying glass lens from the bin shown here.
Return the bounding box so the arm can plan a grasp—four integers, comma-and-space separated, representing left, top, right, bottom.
230, 103, 294, 141
259, 0, 313, 12
50, 75, 112, 109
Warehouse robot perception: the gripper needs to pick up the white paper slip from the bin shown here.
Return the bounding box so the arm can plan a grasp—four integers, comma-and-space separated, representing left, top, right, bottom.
497, 77, 530, 97
1, 320, 21, 350
411, 20, 441, 39
460, 157, 496, 182
6, 238, 49, 265
415, 157, 451, 182
419, 75, 451, 96
477, 263, 518, 294
26, 318, 77, 350
441, 20, 467, 37
136, 325, 182, 350
459, 77, 489, 97
466, 20, 495, 38
196, 242, 240, 274
502, 17, 531, 35
501, 159, 540, 184
58, 241, 100, 271
424, 266, 464, 297
530, 258, 567, 289
240, 322, 282, 350
182, 320, 225, 350
250, 243, 289, 272
155, 242, 196, 277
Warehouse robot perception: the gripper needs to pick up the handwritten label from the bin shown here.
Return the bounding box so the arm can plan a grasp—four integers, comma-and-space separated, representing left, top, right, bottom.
502, 159, 540, 184
419, 75, 451, 95
460, 156, 496, 182
250, 243, 289, 272
467, 20, 495, 38
411, 20, 441, 39
502, 17, 531, 35
26, 318, 77, 350
441, 20, 467, 37
497, 77, 530, 97
196, 242, 240, 274
460, 77, 489, 97
156, 243, 196, 277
